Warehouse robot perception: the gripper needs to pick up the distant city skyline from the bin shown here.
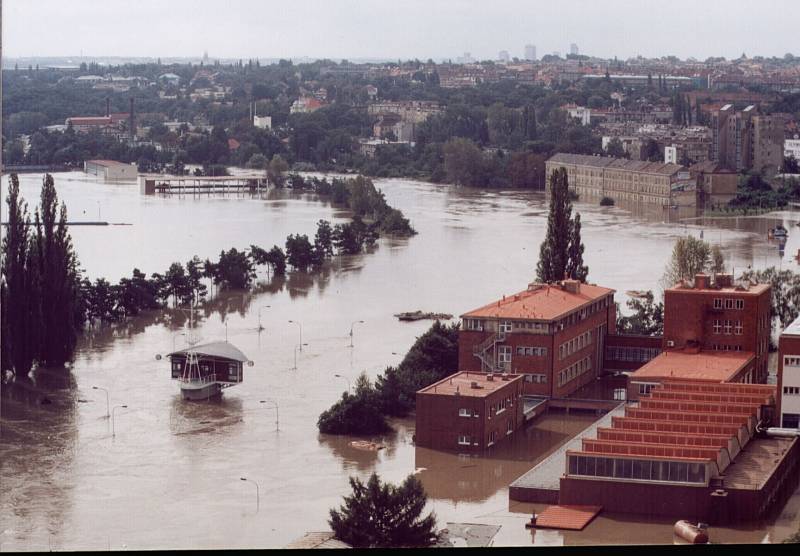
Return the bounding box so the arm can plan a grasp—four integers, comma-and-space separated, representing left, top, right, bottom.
4, 0, 799, 61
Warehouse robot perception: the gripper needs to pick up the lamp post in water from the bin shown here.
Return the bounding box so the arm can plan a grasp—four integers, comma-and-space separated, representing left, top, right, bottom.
291, 343, 308, 370
92, 386, 110, 418
112, 405, 128, 438
259, 399, 279, 431
258, 305, 271, 331
240, 477, 260, 512
349, 320, 364, 348
334, 374, 351, 393
288, 320, 303, 350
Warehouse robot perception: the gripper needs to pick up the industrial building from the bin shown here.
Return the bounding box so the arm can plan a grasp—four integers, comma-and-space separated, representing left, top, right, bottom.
84, 159, 137, 181
778, 316, 800, 429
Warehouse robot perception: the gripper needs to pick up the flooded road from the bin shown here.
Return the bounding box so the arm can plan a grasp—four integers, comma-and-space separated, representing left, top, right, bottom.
1, 171, 798, 549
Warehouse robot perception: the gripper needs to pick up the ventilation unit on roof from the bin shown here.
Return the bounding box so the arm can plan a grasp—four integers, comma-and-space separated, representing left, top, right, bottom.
487, 373, 494, 381
666, 340, 675, 347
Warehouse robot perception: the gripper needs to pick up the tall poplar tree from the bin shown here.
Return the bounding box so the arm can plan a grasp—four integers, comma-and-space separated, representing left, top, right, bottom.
1, 175, 42, 376
536, 168, 588, 283
32, 174, 82, 367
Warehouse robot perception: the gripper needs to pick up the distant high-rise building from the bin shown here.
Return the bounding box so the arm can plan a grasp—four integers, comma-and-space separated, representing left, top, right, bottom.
203, 50, 209, 63
457, 52, 474, 64
570, 43, 579, 56
498, 50, 510, 63
524, 44, 537, 61
711, 104, 785, 176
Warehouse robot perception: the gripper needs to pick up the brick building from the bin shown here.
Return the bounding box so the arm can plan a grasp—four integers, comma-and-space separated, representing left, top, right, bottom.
459, 280, 615, 398
662, 273, 771, 384
689, 161, 738, 207
778, 316, 800, 429
415, 371, 525, 453
712, 104, 785, 176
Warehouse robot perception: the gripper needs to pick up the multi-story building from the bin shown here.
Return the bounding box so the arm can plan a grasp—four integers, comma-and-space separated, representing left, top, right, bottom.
569, 43, 579, 56
785, 138, 800, 161
778, 316, 800, 429
689, 161, 738, 207
663, 273, 771, 383
712, 104, 785, 175
524, 44, 537, 61
545, 153, 697, 208
415, 371, 525, 453
459, 280, 616, 398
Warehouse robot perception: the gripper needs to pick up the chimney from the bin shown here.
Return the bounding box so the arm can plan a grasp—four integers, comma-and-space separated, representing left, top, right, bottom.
562, 279, 580, 294
486, 373, 494, 381
694, 273, 710, 290
106, 97, 110, 117
714, 273, 733, 288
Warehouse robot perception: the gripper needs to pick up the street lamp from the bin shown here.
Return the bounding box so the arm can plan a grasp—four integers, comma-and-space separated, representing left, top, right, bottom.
259, 399, 279, 431
172, 332, 186, 351
240, 477, 260, 512
96, 201, 101, 221
288, 320, 303, 350
291, 343, 308, 370
112, 405, 128, 438
258, 305, 271, 331
349, 320, 365, 348
334, 374, 351, 393
92, 386, 110, 418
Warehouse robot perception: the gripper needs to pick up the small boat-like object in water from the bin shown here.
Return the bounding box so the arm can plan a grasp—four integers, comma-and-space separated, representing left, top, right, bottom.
166, 341, 253, 401
673, 520, 709, 544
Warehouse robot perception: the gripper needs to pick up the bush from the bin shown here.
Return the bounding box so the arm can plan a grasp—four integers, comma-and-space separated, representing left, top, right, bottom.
329, 473, 437, 548
317, 372, 390, 435
600, 196, 615, 206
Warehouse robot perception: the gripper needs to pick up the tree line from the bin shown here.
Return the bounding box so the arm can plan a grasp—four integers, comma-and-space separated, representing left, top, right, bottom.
1, 174, 415, 379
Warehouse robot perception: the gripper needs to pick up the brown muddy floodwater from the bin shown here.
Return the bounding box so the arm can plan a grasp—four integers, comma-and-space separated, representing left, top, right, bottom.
1, 171, 799, 550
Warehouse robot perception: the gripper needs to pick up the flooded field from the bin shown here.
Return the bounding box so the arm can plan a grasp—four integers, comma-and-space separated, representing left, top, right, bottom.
1, 171, 798, 549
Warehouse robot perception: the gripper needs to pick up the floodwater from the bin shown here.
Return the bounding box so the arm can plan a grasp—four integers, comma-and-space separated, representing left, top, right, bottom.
1, 171, 798, 550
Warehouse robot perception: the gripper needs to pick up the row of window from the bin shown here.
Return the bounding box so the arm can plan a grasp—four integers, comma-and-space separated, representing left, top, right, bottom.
557, 356, 592, 387
567, 454, 707, 484
713, 298, 746, 310
710, 344, 743, 352
606, 346, 661, 363
524, 373, 548, 384
559, 331, 593, 360
637, 382, 658, 395
784, 386, 800, 396
785, 356, 800, 367
490, 396, 514, 417
712, 319, 743, 335
459, 408, 479, 418
555, 298, 609, 332
458, 420, 516, 447
516, 346, 548, 357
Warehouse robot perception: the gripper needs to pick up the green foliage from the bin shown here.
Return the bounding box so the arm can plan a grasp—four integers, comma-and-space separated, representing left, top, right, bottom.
328, 472, 437, 548
616, 291, 664, 336
536, 167, 588, 283
213, 248, 255, 289
604, 138, 627, 159
317, 372, 390, 435
662, 236, 724, 289
285, 234, 315, 271
739, 267, 800, 332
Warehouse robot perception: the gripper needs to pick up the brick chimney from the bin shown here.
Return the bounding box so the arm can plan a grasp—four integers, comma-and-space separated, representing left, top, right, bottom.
561, 279, 581, 294
694, 273, 710, 290
714, 273, 733, 288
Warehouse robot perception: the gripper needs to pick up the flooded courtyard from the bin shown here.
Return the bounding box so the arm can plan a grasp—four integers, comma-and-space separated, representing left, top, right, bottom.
1, 171, 798, 549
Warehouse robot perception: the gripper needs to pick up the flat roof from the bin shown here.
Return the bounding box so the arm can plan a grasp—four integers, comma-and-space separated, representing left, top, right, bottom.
86, 159, 132, 168
630, 350, 754, 383
782, 313, 800, 337
666, 282, 770, 296
462, 281, 614, 321
418, 371, 521, 397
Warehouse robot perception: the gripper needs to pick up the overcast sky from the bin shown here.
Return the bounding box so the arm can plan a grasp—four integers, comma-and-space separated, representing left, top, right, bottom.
4, 0, 798, 61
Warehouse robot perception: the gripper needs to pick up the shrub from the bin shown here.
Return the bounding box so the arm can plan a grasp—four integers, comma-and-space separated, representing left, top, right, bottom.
600, 196, 615, 206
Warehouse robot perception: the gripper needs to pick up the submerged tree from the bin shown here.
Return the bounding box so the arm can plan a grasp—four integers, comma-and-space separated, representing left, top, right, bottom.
329, 472, 437, 548
662, 236, 726, 289
616, 291, 664, 336
536, 167, 588, 283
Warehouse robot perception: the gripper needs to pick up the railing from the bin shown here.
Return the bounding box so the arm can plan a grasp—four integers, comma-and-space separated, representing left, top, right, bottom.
472, 331, 506, 373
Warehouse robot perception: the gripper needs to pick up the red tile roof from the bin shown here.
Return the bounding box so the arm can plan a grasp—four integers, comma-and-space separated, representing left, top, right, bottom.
462, 281, 614, 321
630, 350, 753, 383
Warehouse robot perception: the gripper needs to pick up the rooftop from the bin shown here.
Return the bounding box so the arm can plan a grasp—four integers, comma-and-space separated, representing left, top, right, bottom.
547, 152, 685, 176
782, 313, 800, 337
418, 371, 522, 397
461, 281, 614, 321
86, 159, 131, 168
630, 350, 754, 383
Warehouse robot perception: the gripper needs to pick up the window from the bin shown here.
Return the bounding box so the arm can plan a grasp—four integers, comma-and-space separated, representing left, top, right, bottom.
714, 298, 723, 309
724, 320, 732, 335
525, 373, 548, 384
172, 362, 182, 371
784, 386, 800, 395
713, 320, 722, 334
725, 299, 734, 309
507, 420, 514, 434
459, 408, 472, 417
488, 431, 496, 446
457, 435, 472, 446
499, 320, 512, 333
782, 413, 800, 429
465, 319, 483, 331
785, 356, 800, 367
498, 346, 512, 366
638, 383, 656, 395
734, 321, 743, 335
736, 299, 744, 310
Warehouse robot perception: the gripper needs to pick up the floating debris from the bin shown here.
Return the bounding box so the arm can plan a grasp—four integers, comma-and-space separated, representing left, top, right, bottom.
349, 440, 385, 451
394, 310, 453, 322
